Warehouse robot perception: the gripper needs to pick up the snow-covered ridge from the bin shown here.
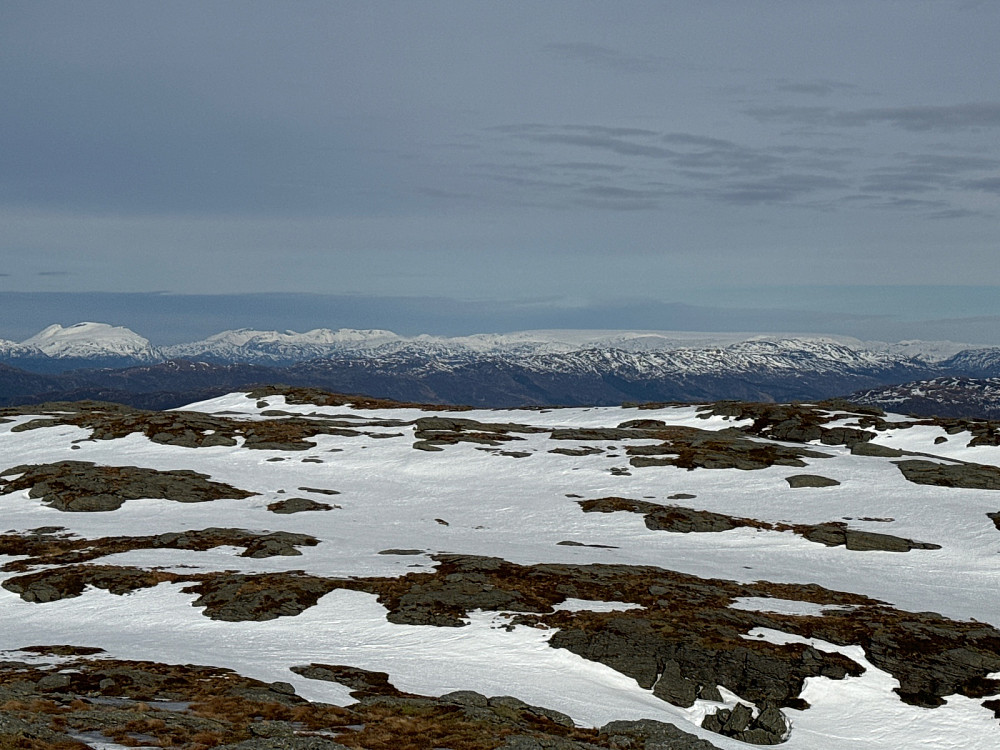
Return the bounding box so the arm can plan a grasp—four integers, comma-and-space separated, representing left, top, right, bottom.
162, 327, 402, 362
2, 322, 998, 382
18, 322, 158, 361
849, 376, 1000, 419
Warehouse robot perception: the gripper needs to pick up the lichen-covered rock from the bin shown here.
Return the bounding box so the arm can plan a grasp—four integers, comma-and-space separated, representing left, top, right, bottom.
785, 474, 840, 488
702, 702, 787, 745
0, 460, 254, 511
599, 718, 724, 749
895, 460, 1000, 489
851, 442, 905, 457
267, 497, 335, 514
182, 573, 339, 622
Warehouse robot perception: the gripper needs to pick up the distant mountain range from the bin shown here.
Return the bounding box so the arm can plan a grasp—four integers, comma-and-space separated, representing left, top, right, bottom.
2, 322, 1000, 415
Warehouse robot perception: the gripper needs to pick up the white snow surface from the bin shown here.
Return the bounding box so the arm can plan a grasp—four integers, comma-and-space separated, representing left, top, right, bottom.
20, 322, 157, 359
2, 392, 999, 748
8, 321, 987, 367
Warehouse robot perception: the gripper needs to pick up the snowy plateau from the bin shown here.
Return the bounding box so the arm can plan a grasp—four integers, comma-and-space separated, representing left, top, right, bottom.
2, 387, 1000, 749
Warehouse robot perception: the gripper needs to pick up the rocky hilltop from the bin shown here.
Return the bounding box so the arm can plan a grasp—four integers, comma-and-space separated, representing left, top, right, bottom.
2, 387, 1000, 748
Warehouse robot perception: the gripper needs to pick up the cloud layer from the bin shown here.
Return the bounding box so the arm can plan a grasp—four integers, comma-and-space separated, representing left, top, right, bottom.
1, 2, 999, 341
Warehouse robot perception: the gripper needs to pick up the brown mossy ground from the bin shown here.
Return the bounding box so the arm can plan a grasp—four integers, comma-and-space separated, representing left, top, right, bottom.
696, 400, 1000, 448
345, 555, 1000, 712
246, 385, 474, 412
0, 527, 320, 573
547, 422, 833, 471
0, 650, 709, 750
5, 554, 998, 714
2, 402, 400, 452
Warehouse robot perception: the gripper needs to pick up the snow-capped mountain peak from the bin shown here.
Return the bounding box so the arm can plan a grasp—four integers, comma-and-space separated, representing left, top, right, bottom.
162, 327, 402, 363
20, 322, 157, 360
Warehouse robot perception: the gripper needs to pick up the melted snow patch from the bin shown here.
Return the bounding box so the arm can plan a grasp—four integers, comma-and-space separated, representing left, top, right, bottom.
730, 597, 856, 617
551, 598, 645, 613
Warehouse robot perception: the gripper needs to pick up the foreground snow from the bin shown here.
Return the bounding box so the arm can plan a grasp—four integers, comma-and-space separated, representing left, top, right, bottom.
2, 391, 999, 748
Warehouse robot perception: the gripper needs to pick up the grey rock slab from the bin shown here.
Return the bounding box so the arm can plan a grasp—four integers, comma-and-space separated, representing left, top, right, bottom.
895, 459, 1000, 489
785, 474, 841, 488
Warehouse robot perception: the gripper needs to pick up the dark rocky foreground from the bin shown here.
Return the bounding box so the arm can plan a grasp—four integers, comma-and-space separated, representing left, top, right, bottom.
0, 647, 721, 750
5, 552, 1000, 743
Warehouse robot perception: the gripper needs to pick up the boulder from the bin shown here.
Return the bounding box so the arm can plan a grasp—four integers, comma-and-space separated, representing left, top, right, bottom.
785, 474, 840, 488
895, 460, 1000, 490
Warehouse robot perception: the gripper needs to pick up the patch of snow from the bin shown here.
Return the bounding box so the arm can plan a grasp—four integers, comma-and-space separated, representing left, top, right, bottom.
730, 597, 856, 617
746, 628, 999, 750
551, 599, 645, 613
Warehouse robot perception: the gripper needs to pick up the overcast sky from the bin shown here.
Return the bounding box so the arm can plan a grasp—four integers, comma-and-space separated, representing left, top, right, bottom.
2, 1, 999, 343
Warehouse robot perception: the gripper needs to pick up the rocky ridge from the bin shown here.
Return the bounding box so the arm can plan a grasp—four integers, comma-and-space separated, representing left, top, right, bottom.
7, 323, 1000, 414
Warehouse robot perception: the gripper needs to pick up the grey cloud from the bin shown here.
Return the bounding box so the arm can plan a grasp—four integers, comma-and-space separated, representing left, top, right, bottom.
489, 125, 675, 160
661, 133, 783, 175
480, 119, 999, 220
927, 208, 988, 220
832, 193, 985, 219
576, 185, 667, 210
545, 42, 665, 73
488, 124, 866, 210
502, 126, 791, 175
748, 103, 1000, 131
36, 271, 70, 276
547, 162, 628, 173
712, 174, 845, 205
521, 133, 676, 159
662, 133, 741, 149
902, 154, 1000, 172
868, 196, 956, 213
492, 124, 659, 138
672, 146, 783, 176
967, 177, 1000, 193
862, 153, 999, 195
743, 106, 834, 126
838, 103, 1000, 130
774, 79, 859, 97
863, 173, 944, 194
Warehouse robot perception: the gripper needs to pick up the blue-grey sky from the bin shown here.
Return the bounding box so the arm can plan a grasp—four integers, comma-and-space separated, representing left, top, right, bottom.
2, 1, 999, 343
